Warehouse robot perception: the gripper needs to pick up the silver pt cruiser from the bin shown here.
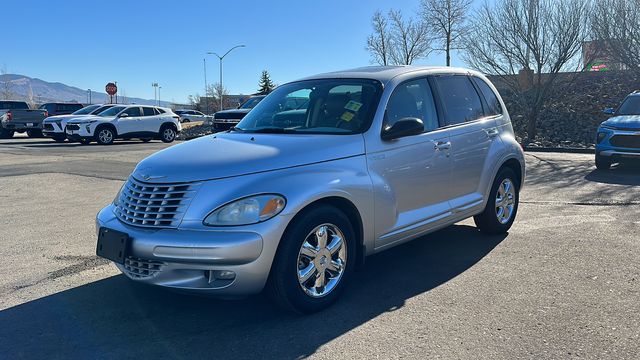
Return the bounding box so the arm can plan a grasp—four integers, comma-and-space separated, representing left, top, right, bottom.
96, 66, 525, 313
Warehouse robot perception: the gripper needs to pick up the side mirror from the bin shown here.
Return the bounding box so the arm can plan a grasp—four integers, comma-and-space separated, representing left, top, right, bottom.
603, 108, 615, 115
381, 117, 424, 141
119, 113, 129, 118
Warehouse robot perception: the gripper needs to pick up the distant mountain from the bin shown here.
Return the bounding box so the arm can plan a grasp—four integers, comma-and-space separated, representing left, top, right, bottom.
0, 74, 170, 107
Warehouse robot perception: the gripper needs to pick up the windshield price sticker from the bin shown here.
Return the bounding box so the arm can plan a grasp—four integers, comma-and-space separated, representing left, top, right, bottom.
344, 100, 363, 112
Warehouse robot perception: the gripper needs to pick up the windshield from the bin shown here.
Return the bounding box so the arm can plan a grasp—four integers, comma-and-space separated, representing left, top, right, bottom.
97, 106, 126, 117
235, 79, 382, 134
71, 105, 100, 115
617, 96, 640, 116
240, 97, 264, 109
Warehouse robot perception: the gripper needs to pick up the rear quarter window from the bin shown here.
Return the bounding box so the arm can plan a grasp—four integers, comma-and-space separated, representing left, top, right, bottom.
472, 77, 503, 116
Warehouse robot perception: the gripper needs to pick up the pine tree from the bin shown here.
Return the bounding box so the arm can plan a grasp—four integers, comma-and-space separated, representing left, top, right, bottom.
257, 70, 276, 95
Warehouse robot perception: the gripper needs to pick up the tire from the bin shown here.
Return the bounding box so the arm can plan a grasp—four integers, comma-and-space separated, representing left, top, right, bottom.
95, 126, 115, 145
141, 138, 152, 143
595, 154, 611, 170
160, 124, 177, 143
80, 139, 91, 145
0, 128, 14, 139
182, 119, 190, 123
474, 167, 520, 235
52, 135, 66, 143
267, 205, 356, 313
27, 129, 44, 138
123, 137, 132, 141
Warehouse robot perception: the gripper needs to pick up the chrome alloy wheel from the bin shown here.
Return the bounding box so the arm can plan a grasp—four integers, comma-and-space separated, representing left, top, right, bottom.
163, 128, 175, 142
297, 223, 347, 298
98, 129, 113, 143
495, 178, 516, 224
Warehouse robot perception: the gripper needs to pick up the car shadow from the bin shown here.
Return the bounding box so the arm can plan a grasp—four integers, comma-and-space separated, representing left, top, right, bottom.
585, 162, 640, 186
0, 224, 506, 359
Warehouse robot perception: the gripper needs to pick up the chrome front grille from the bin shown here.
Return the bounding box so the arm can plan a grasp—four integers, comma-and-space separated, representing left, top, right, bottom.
114, 176, 201, 228
124, 257, 165, 279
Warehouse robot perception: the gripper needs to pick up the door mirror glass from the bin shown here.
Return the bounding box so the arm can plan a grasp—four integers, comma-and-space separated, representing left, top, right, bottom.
382, 117, 424, 141
603, 108, 615, 115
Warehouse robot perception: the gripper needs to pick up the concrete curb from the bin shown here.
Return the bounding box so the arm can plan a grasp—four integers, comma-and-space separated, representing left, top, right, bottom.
523, 147, 595, 154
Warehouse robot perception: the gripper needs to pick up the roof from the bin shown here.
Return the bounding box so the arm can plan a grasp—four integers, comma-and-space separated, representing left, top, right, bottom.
298, 65, 470, 83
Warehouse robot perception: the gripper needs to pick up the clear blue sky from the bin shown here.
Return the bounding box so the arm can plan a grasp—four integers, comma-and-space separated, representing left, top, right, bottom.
2, 0, 475, 104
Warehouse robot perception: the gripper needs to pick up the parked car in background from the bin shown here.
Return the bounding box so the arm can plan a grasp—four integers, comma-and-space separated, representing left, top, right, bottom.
43, 104, 116, 142
66, 105, 181, 145
38, 102, 84, 116
0, 101, 49, 138
96, 66, 525, 313
211, 95, 265, 130
174, 109, 211, 123
596, 91, 640, 170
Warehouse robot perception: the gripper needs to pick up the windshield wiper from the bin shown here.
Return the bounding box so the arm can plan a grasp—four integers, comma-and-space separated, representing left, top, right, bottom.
228, 126, 244, 132
245, 127, 297, 134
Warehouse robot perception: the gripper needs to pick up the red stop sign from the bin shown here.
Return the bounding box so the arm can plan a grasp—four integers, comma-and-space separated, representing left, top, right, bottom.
105, 82, 118, 96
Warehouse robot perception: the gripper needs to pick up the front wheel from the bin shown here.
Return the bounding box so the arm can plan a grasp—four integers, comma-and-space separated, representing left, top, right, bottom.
95, 127, 115, 145
27, 129, 44, 138
160, 125, 176, 143
267, 205, 355, 313
595, 154, 612, 170
52, 134, 66, 143
474, 168, 519, 235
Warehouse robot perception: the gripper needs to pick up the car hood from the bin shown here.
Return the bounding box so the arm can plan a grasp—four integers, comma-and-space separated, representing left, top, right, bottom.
214, 109, 251, 118
132, 132, 365, 183
601, 115, 640, 130
45, 114, 93, 122
67, 115, 112, 124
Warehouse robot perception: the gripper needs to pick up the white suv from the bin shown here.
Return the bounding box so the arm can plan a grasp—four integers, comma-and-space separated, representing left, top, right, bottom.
65, 105, 181, 145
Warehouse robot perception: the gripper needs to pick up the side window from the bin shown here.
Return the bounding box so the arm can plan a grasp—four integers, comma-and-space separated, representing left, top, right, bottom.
156, 108, 166, 114
433, 75, 484, 125
386, 79, 439, 132
142, 107, 155, 116
125, 107, 142, 117
472, 77, 502, 116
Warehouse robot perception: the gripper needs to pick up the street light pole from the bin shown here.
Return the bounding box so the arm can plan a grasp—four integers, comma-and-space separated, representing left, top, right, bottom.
207, 44, 245, 112
203, 58, 208, 114
152, 83, 159, 105
158, 86, 162, 106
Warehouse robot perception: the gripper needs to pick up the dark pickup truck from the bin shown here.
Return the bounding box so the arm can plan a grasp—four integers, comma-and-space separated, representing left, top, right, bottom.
0, 101, 49, 138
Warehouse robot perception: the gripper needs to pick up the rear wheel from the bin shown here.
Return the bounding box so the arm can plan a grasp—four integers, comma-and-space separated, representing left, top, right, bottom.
474, 168, 519, 235
267, 205, 355, 313
595, 154, 612, 170
95, 126, 115, 145
0, 128, 14, 139
141, 138, 152, 143
27, 129, 43, 138
160, 124, 177, 143
79, 139, 91, 145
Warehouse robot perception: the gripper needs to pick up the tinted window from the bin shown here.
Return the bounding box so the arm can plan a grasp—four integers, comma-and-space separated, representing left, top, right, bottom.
124, 107, 141, 117
433, 76, 484, 125
142, 107, 155, 116
98, 106, 126, 117
386, 79, 439, 132
156, 108, 166, 114
0, 101, 29, 110
472, 78, 502, 116
72, 104, 100, 115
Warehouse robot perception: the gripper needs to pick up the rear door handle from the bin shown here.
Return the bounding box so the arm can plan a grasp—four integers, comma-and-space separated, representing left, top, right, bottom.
485, 128, 499, 138
434, 141, 451, 151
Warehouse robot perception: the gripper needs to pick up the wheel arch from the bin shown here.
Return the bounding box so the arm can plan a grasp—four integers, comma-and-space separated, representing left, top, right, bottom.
280, 196, 366, 268
501, 158, 523, 190
95, 122, 118, 137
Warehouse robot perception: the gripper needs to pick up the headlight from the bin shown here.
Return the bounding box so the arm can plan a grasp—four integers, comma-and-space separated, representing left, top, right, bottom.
597, 131, 607, 144
203, 194, 286, 226
113, 183, 125, 206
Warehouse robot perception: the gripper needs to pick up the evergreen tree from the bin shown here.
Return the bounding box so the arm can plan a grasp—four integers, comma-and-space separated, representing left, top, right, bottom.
257, 70, 276, 95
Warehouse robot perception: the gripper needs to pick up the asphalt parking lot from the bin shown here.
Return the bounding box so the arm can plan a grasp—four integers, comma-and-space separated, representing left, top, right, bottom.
0, 137, 638, 359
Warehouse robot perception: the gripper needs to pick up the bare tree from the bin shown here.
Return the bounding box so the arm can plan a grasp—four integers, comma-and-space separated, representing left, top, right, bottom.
421, 0, 473, 66
590, 0, 640, 73
366, 11, 391, 66
366, 9, 432, 66
388, 9, 432, 65
463, 0, 588, 142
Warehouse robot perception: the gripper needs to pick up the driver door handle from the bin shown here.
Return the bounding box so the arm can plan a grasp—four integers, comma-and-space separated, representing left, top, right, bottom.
485, 128, 499, 138
434, 141, 451, 151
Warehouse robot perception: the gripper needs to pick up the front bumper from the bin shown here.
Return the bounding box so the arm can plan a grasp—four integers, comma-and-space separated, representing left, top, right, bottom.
96, 205, 285, 295
42, 122, 65, 137
596, 128, 640, 160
